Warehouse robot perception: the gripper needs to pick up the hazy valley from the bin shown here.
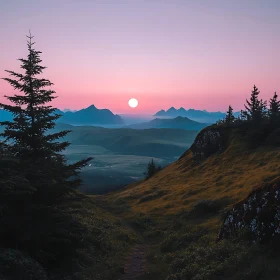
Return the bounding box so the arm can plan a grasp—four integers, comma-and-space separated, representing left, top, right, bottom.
0, 106, 217, 194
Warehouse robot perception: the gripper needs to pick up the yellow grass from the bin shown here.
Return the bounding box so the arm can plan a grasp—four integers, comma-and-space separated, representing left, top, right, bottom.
105, 130, 280, 223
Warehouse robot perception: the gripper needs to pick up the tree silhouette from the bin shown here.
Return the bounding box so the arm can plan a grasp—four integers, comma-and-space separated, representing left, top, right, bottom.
143, 159, 161, 179
0, 32, 92, 202
242, 85, 267, 123
224, 105, 235, 124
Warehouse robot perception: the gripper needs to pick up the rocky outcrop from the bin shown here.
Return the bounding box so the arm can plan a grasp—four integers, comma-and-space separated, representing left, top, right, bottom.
217, 177, 280, 243
190, 125, 230, 160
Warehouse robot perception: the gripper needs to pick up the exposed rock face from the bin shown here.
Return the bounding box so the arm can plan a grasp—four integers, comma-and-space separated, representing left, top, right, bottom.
217, 177, 280, 243
190, 125, 230, 160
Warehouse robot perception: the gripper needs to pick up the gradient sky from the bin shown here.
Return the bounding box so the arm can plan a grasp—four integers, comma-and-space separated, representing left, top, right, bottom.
0, 0, 279, 114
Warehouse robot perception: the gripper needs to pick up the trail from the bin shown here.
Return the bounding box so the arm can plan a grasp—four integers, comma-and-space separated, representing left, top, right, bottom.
94, 195, 152, 280
121, 244, 149, 280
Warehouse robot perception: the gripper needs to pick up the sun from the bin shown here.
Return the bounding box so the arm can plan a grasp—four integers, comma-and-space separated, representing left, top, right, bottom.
128, 98, 138, 108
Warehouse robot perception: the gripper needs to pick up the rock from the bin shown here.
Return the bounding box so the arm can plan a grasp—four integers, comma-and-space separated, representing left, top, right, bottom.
217, 177, 280, 243
190, 125, 230, 160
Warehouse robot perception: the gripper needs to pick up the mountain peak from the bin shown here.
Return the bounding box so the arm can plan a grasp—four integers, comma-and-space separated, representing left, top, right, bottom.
86, 104, 97, 110
167, 107, 176, 112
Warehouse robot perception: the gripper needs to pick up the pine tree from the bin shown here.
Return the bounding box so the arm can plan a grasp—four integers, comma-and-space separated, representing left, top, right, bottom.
243, 85, 266, 123
143, 159, 159, 179
239, 109, 247, 121
269, 92, 280, 124
224, 105, 235, 124
0, 32, 92, 201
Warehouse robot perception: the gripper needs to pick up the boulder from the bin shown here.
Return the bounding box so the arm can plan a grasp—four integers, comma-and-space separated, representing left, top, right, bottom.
190, 125, 230, 160
217, 177, 280, 243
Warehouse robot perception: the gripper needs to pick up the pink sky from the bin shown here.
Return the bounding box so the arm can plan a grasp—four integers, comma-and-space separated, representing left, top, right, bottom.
0, 0, 279, 114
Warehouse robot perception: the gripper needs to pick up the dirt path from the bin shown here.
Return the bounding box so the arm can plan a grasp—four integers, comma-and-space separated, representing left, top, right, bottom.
121, 244, 149, 280
93, 196, 151, 279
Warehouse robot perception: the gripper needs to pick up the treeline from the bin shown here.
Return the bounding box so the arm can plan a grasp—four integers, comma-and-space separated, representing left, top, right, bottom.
219, 85, 280, 126
217, 85, 280, 147
0, 33, 92, 278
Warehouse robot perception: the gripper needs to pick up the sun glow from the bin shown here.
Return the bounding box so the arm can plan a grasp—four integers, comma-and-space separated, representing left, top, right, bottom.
128, 98, 138, 108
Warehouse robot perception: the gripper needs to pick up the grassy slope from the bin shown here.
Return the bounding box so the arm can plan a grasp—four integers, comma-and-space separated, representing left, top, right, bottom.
100, 128, 280, 279
107, 129, 280, 216
0, 189, 139, 280
53, 191, 138, 280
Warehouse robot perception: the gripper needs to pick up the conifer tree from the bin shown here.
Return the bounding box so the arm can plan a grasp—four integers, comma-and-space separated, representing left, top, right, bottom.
143, 159, 158, 179
243, 85, 267, 123
269, 92, 280, 123
224, 105, 235, 124
239, 109, 247, 121
0, 32, 92, 201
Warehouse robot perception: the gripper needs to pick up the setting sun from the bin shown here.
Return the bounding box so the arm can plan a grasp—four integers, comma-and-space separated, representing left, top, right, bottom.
128, 98, 138, 108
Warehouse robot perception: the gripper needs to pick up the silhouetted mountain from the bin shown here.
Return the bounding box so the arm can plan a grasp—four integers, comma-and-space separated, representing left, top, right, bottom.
0, 109, 13, 122
0, 105, 124, 125
127, 116, 209, 130
154, 107, 240, 123
60, 105, 124, 125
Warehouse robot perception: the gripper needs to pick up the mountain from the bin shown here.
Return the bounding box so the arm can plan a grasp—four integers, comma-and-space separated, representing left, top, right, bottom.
154, 107, 240, 123
0, 105, 124, 125
59, 105, 124, 125
0, 109, 13, 122
126, 116, 209, 131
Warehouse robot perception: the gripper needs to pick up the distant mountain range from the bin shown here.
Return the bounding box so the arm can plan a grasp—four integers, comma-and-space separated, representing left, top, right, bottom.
127, 116, 209, 131
154, 107, 240, 123
0, 105, 124, 125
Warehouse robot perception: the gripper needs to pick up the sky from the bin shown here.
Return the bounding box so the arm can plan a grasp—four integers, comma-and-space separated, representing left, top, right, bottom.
0, 0, 279, 114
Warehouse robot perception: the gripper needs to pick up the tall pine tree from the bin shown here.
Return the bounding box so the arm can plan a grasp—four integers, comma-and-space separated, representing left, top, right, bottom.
224, 105, 235, 124
0, 32, 92, 202
243, 85, 267, 123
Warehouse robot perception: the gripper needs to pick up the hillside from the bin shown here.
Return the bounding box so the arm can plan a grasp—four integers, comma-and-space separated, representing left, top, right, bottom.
126, 116, 209, 131
154, 107, 240, 123
100, 124, 280, 279
53, 123, 198, 158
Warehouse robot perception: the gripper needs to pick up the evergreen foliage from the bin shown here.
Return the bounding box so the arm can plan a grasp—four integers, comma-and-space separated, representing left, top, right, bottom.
0, 32, 92, 202
224, 105, 235, 124
143, 159, 161, 179
242, 85, 267, 124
